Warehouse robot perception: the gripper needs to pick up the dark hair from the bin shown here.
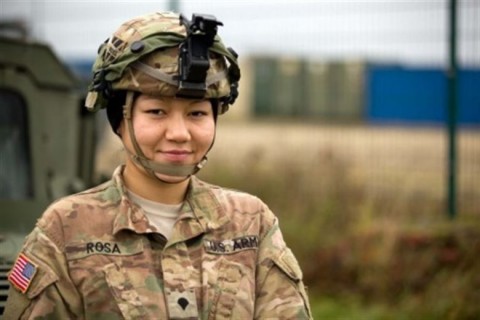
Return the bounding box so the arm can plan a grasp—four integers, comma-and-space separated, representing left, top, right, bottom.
210, 99, 219, 122
106, 92, 219, 134
106, 91, 127, 134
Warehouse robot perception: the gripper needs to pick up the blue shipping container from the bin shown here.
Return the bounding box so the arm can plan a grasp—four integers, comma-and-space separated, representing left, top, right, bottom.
366, 66, 480, 125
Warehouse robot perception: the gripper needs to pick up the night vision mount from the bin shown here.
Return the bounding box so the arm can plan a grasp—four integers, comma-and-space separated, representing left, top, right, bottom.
177, 13, 223, 98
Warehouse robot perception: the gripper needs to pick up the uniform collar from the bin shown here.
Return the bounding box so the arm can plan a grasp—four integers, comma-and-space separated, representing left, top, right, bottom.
110, 166, 229, 237
110, 166, 154, 235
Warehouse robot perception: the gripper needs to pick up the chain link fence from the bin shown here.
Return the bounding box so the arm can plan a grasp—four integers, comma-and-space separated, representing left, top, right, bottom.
234, 0, 480, 218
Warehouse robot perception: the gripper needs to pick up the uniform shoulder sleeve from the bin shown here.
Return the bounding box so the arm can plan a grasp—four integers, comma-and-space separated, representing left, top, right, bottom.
3, 217, 82, 319
3, 248, 58, 320
255, 211, 312, 319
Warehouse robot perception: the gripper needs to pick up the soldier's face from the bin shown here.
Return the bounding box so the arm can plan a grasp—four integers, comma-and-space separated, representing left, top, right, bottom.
119, 94, 215, 182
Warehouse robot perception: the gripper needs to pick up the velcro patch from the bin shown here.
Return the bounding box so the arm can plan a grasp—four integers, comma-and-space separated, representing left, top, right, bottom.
204, 236, 259, 254
65, 240, 144, 260
8, 253, 38, 294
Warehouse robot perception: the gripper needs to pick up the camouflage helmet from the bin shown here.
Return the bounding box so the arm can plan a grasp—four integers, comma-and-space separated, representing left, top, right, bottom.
85, 11, 240, 114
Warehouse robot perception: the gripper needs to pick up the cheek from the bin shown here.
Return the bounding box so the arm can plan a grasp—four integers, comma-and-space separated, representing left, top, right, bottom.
197, 121, 216, 148
132, 121, 160, 146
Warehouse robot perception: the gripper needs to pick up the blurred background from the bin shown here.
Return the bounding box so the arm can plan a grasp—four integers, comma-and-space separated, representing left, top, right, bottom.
1, 0, 479, 318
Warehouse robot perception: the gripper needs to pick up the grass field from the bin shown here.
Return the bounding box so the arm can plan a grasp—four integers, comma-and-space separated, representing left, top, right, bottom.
98, 121, 480, 205
206, 121, 480, 216
96, 120, 480, 319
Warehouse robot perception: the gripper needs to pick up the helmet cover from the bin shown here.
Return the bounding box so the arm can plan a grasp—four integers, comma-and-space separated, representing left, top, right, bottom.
85, 11, 240, 113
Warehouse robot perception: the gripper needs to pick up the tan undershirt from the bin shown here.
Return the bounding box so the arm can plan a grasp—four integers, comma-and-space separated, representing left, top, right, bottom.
127, 190, 182, 240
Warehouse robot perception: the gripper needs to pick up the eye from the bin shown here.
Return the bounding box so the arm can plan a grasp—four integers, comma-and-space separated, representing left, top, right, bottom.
189, 110, 209, 117
146, 108, 166, 116
188, 103, 212, 118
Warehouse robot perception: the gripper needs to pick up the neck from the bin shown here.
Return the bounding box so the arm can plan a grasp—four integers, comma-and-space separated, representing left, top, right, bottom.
122, 161, 189, 204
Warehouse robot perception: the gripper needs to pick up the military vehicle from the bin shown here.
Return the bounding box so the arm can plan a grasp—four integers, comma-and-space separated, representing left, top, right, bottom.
0, 33, 96, 314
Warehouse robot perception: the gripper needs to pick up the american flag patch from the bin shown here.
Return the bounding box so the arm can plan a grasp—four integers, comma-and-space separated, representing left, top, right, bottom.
8, 253, 38, 294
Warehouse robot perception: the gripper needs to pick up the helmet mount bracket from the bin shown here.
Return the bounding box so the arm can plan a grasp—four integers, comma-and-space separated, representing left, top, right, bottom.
177, 14, 223, 99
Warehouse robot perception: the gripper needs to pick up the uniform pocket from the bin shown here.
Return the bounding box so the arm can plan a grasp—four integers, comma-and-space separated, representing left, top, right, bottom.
272, 248, 312, 318
208, 258, 248, 320
65, 238, 149, 317
103, 263, 147, 320
273, 248, 303, 282
8, 252, 59, 299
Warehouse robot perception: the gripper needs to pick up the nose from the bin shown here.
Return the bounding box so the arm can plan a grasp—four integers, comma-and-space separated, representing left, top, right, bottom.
165, 113, 190, 143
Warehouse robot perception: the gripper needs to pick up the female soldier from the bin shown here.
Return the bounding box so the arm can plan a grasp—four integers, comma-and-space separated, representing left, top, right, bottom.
4, 11, 312, 319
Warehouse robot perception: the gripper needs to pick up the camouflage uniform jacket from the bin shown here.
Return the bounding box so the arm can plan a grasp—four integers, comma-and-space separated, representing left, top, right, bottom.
4, 166, 311, 319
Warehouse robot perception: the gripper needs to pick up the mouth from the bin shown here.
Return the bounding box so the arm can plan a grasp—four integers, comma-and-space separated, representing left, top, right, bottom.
159, 149, 192, 162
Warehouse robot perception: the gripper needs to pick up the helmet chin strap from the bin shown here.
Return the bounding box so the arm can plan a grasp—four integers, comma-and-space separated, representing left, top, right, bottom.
122, 91, 210, 184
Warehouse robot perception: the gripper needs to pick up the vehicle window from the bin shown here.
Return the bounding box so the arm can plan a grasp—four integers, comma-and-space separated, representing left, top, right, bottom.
0, 89, 33, 199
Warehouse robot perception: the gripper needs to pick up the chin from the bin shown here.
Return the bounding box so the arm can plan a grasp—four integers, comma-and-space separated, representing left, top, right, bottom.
154, 172, 190, 184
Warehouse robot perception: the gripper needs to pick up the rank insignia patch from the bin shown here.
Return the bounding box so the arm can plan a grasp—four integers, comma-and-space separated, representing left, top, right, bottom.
8, 253, 38, 294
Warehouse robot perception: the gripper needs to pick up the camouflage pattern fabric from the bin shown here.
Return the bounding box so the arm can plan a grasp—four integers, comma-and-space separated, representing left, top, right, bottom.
85, 11, 240, 113
4, 166, 312, 319
113, 47, 231, 100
